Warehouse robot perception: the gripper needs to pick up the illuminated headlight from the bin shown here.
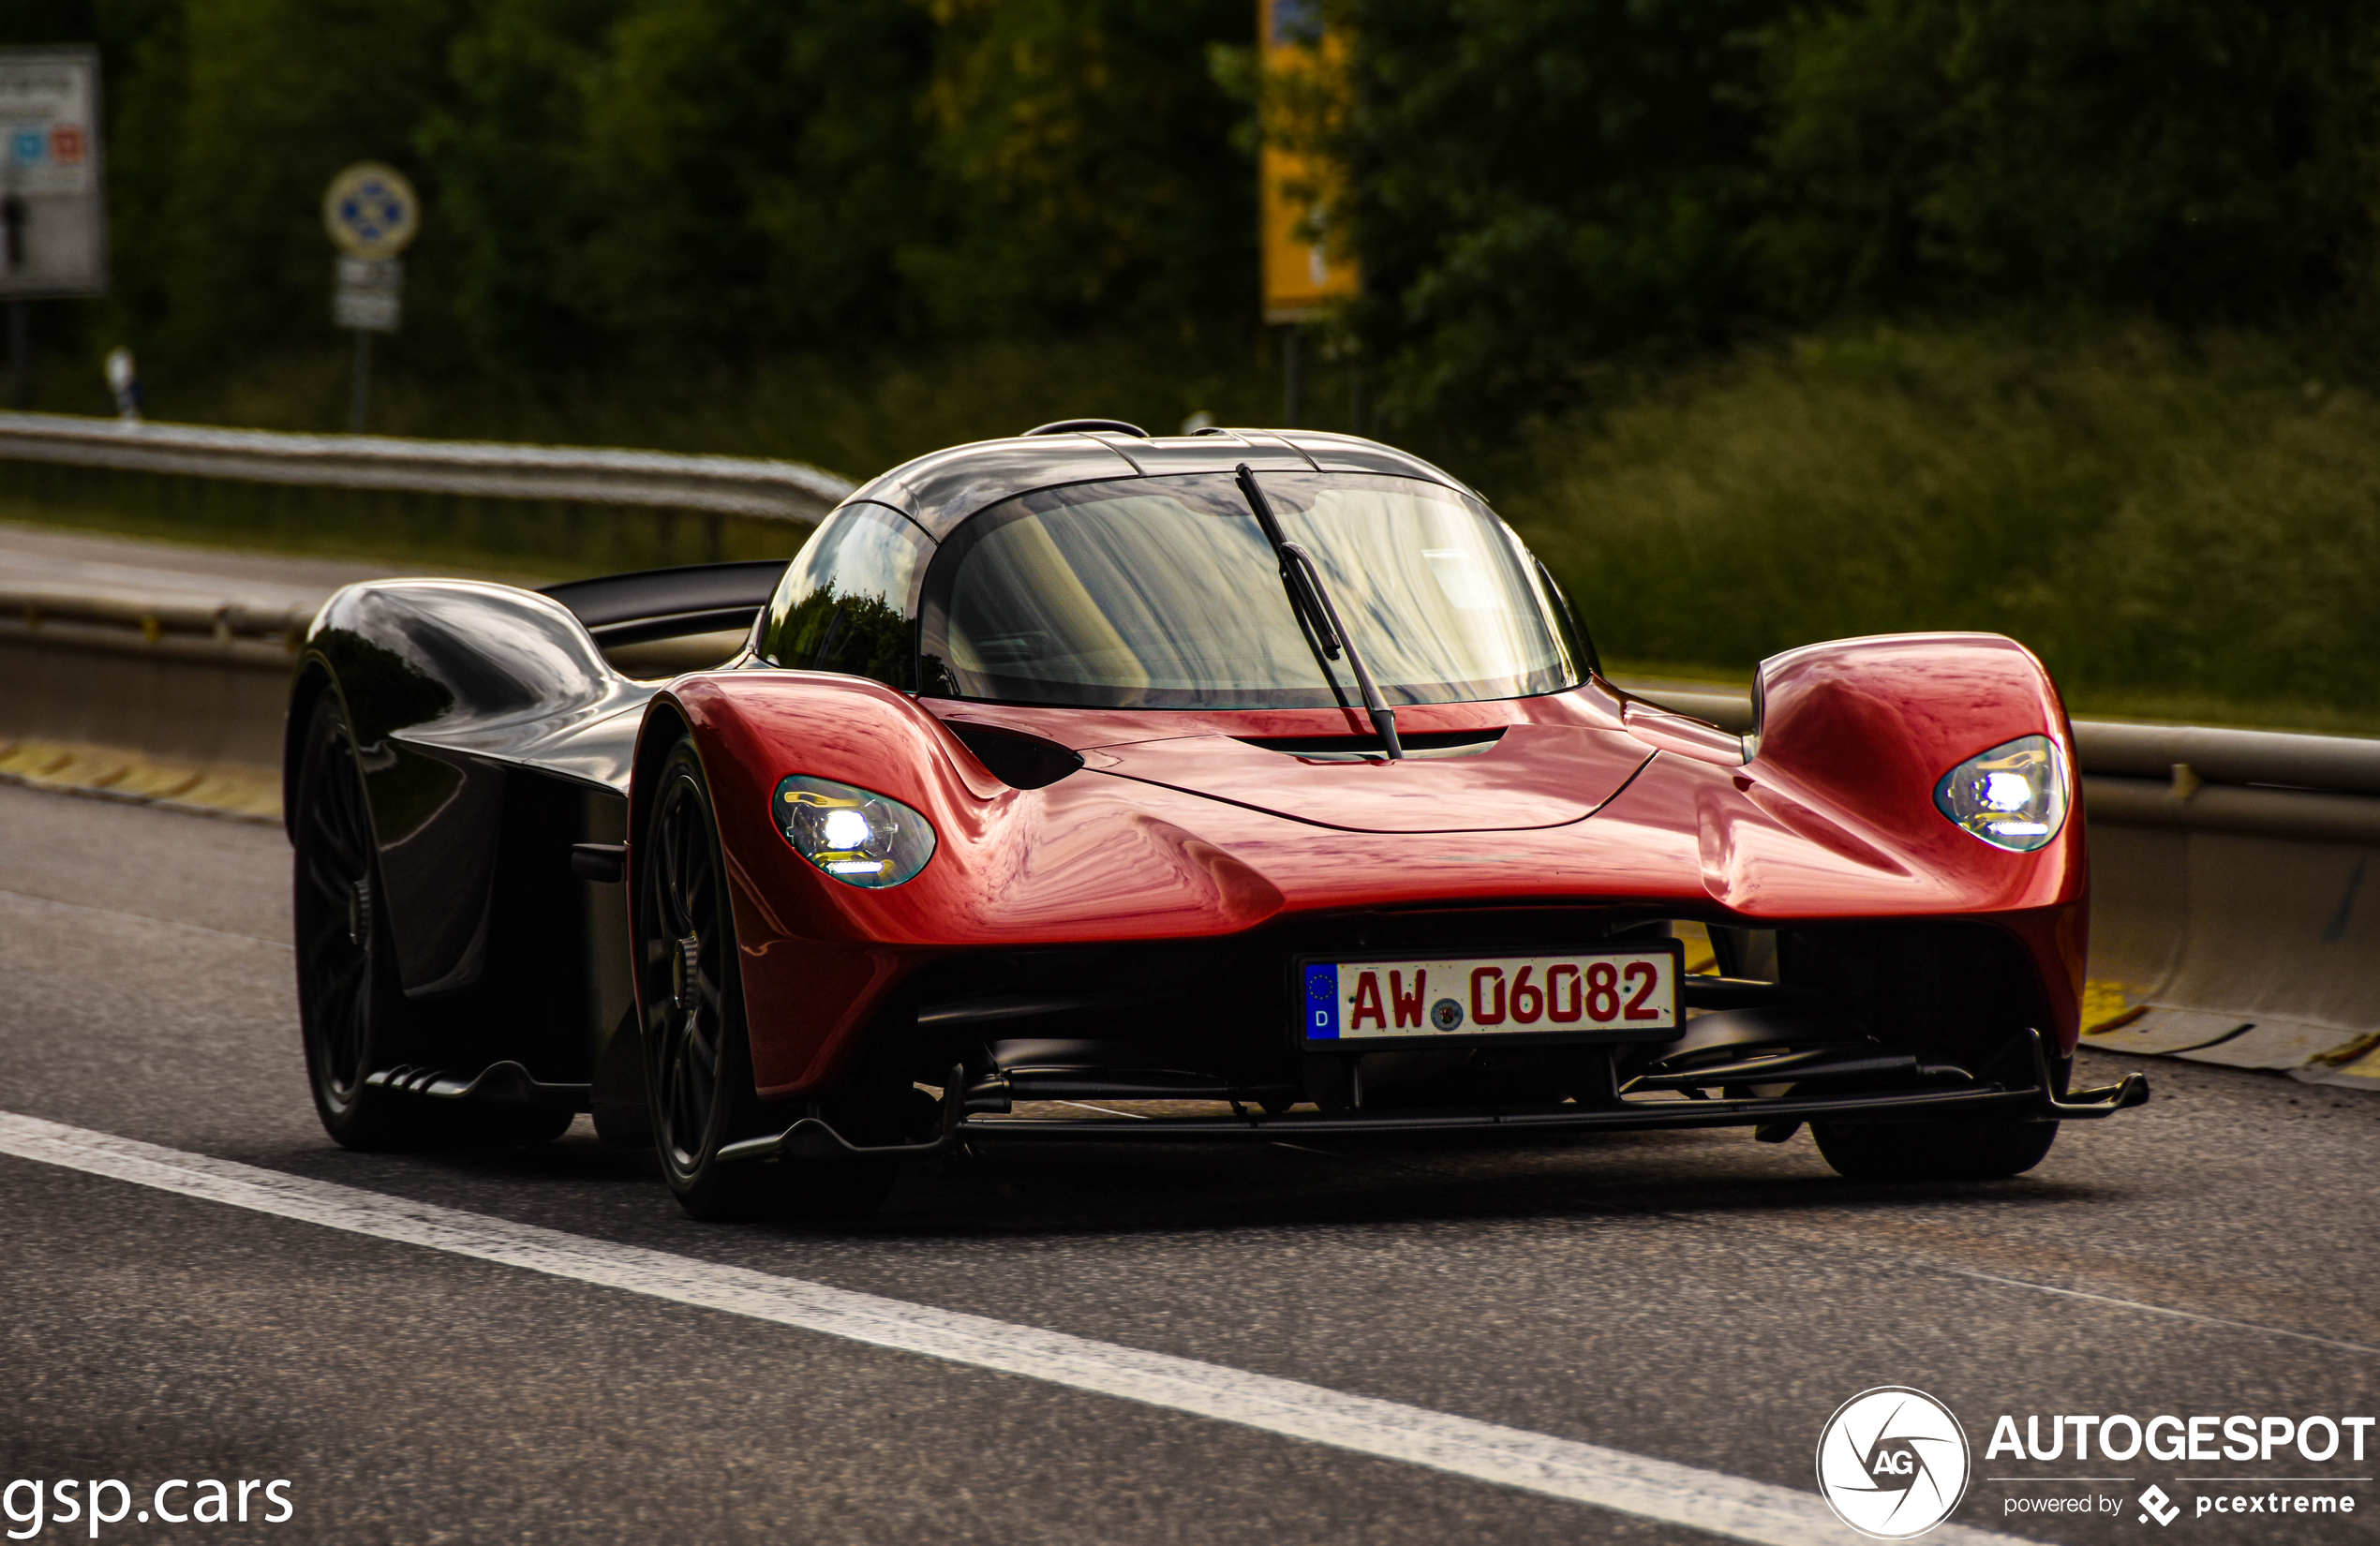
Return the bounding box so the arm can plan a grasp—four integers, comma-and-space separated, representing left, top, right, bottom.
1933, 735, 2070, 853
773, 775, 936, 888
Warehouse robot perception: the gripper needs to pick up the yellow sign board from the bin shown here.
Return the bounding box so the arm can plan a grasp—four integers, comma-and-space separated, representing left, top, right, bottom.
1260, 0, 1359, 323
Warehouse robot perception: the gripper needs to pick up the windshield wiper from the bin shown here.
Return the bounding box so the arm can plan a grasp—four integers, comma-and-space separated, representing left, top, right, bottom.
1234, 463, 1405, 760
1232, 464, 1344, 694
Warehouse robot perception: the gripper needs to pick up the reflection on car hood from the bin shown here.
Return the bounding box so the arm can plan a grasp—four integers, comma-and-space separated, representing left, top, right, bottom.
1078, 724, 1655, 834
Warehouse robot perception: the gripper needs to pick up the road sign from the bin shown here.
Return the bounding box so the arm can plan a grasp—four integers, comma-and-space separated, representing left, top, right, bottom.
1258, 0, 1357, 324
322, 162, 418, 261
323, 163, 418, 432
334, 256, 402, 334
0, 46, 107, 299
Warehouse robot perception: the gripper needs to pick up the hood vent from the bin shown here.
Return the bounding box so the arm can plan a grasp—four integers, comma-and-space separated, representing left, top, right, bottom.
1236, 728, 1507, 764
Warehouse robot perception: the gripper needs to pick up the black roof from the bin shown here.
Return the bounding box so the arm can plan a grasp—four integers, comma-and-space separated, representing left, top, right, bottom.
840, 428, 1474, 541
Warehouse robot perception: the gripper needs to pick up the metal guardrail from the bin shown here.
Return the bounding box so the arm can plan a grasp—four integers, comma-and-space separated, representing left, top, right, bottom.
0, 410, 855, 523
2073, 721, 2380, 844
0, 402, 2370, 840
1, 583, 311, 647
2075, 721, 2380, 795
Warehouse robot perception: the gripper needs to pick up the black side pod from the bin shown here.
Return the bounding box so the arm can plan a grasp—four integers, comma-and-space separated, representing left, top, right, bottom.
571, 843, 627, 884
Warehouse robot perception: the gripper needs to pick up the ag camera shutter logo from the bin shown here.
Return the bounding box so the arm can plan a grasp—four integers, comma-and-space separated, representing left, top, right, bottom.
1816, 1387, 1972, 1539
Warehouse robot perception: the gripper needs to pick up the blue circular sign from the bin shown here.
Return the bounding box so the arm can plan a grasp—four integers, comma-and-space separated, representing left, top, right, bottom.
322, 162, 419, 259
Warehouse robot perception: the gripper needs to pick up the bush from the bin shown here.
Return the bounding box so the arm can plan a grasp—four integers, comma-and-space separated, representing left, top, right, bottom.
1509, 321, 2380, 729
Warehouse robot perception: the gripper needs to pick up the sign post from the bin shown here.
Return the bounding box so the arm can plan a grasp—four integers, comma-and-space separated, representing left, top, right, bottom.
1258, 0, 1358, 427
321, 162, 418, 433
0, 46, 106, 409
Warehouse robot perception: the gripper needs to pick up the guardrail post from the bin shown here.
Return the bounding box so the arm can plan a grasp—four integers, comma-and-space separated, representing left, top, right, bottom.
8, 302, 30, 410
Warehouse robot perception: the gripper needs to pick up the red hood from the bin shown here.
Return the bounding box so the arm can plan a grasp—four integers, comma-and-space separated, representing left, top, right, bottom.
1074, 725, 1653, 833
925, 687, 1674, 834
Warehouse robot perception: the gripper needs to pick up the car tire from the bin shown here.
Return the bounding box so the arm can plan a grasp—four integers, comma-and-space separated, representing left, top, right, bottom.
639, 735, 909, 1222
1811, 1116, 2059, 1182
638, 736, 788, 1220
1811, 1054, 2068, 1181
292, 691, 442, 1151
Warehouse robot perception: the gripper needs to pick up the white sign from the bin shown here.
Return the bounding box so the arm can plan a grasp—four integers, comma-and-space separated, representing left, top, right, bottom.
0, 47, 106, 298
321, 163, 418, 261
333, 256, 401, 333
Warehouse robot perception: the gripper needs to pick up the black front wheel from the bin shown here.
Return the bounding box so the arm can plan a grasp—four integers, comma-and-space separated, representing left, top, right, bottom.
1811, 1052, 2069, 1182
639, 738, 786, 1219
637, 736, 898, 1221
1811, 1115, 2059, 1182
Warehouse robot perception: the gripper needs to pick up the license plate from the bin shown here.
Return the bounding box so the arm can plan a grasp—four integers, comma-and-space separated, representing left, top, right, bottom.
1300, 944, 1682, 1046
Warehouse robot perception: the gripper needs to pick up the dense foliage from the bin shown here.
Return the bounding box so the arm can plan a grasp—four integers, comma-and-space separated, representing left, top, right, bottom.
9, 0, 2376, 440
1335, 0, 2380, 434
23, 0, 1254, 390
1509, 323, 2380, 725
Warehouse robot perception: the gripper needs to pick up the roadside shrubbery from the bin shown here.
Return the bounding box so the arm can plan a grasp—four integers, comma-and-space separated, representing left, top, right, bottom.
1511, 322, 2380, 730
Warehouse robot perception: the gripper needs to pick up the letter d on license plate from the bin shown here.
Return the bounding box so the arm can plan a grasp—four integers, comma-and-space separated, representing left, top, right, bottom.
1301, 944, 1682, 1046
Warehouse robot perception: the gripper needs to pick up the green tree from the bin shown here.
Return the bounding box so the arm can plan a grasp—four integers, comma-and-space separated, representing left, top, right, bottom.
1334, 0, 1789, 437
1331, 0, 2380, 437
122, 0, 469, 371
909, 0, 1256, 338
1757, 0, 2380, 319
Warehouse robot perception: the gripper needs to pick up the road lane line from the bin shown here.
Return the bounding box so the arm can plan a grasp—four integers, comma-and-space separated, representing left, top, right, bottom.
0, 885, 293, 949
1935, 1267, 2380, 1358
0, 1109, 2021, 1546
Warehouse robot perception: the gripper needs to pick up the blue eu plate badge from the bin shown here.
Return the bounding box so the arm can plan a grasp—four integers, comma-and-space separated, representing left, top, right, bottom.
1304, 963, 1340, 1039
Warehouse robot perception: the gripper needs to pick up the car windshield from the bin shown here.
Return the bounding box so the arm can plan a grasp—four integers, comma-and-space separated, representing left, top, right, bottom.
918, 470, 1581, 709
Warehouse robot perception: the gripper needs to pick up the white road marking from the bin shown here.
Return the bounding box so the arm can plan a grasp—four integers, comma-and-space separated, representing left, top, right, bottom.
0, 886, 293, 949
1939, 1266, 2380, 1359
0, 1110, 2022, 1546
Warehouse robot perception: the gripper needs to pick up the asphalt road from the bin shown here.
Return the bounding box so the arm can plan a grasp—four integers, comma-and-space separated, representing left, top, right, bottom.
1, 780, 2372, 1545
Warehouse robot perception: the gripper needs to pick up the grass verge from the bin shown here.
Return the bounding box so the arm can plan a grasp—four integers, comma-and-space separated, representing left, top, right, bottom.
1512, 320, 2380, 736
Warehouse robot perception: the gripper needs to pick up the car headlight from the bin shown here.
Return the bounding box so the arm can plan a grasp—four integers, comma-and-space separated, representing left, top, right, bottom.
1933, 734, 2070, 852
773, 775, 936, 887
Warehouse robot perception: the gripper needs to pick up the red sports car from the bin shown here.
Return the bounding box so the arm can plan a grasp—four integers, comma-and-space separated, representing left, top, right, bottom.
286, 421, 2146, 1218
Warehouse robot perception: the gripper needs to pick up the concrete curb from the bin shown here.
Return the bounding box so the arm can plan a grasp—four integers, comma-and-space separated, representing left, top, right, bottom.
0, 737, 280, 825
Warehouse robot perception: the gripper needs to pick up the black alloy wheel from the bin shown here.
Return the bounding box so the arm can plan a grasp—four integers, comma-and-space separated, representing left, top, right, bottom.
639, 738, 778, 1218
637, 736, 902, 1221
293, 692, 425, 1149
